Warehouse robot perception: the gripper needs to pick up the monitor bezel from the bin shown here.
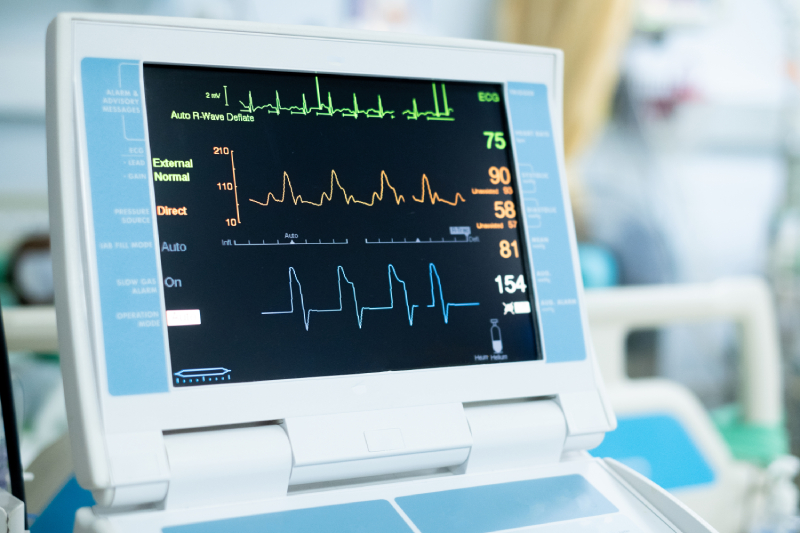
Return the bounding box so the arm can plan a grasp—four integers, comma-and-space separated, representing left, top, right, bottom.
56, 15, 607, 436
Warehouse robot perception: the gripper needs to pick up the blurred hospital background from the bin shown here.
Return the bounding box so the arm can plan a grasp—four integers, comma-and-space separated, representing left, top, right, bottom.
3, 0, 800, 531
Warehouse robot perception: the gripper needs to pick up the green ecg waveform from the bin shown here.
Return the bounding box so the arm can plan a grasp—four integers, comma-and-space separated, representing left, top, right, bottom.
402, 84, 453, 121
238, 77, 454, 121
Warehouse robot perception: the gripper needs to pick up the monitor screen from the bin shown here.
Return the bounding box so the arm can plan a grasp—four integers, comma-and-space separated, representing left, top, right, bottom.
142, 65, 540, 386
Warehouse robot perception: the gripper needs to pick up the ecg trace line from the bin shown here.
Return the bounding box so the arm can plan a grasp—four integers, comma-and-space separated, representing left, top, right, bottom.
402, 84, 454, 121
261, 264, 479, 330
248, 171, 464, 207
240, 77, 395, 119
238, 77, 455, 121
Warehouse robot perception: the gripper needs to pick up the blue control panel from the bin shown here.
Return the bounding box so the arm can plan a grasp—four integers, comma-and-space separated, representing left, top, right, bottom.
507, 83, 586, 363
163, 475, 617, 533
81, 58, 169, 395
163, 500, 412, 533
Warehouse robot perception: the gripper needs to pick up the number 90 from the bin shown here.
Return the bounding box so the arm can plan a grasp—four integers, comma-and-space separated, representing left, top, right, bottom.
488, 166, 511, 185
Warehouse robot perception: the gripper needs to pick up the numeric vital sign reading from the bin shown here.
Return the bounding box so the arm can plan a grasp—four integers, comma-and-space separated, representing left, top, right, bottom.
143, 65, 539, 386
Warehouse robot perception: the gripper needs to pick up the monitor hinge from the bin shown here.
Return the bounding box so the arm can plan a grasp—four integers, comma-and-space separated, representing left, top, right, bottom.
96, 398, 572, 511
456, 398, 567, 475
96, 424, 292, 510
284, 398, 568, 487
284, 402, 472, 486
163, 423, 292, 509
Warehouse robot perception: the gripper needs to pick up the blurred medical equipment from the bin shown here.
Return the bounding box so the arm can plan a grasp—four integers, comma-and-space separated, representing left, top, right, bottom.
0, 303, 30, 531
6, 236, 53, 307
0, 300, 65, 470
587, 277, 799, 533
0, 309, 56, 355
0, 306, 68, 530
494, 0, 633, 239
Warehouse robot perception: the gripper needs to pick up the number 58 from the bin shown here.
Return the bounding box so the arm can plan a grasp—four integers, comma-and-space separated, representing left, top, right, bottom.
494, 200, 516, 219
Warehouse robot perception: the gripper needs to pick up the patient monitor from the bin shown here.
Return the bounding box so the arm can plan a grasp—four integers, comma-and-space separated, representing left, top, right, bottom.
47, 13, 714, 532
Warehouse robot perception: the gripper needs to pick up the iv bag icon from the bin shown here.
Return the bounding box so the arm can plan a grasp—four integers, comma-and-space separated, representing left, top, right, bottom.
490, 319, 503, 354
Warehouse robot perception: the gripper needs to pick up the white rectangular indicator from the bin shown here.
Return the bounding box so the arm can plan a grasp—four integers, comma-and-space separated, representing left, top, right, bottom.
166, 309, 201, 326
513, 301, 531, 314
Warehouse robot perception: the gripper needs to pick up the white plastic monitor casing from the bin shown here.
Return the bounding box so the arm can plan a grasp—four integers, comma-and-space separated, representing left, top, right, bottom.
46, 13, 616, 494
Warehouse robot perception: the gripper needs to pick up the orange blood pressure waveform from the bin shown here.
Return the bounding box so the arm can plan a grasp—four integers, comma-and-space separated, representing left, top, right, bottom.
220, 151, 466, 225
220, 149, 466, 215
248, 170, 466, 208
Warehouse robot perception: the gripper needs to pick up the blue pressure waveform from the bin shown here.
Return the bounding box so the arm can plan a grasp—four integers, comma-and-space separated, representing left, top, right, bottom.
261, 264, 479, 330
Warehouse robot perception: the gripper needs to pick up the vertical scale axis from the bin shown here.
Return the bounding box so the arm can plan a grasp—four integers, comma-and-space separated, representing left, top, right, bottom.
230, 151, 241, 224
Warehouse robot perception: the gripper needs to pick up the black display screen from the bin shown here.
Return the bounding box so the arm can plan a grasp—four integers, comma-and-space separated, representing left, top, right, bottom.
142, 64, 540, 386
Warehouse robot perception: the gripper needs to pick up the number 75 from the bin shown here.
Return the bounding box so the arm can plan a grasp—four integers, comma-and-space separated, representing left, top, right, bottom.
483, 131, 507, 149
